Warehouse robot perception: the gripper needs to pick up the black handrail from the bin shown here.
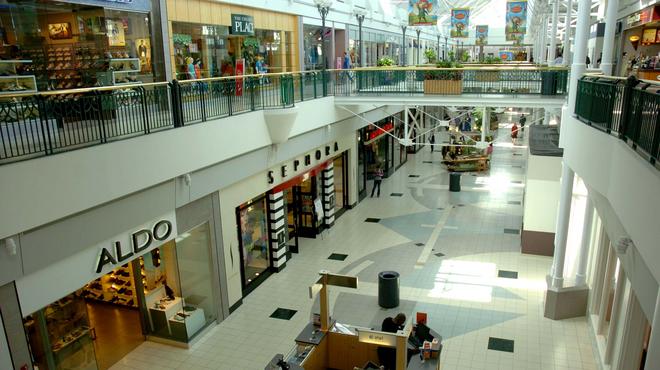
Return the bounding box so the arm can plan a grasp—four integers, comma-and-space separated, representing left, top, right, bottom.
575, 75, 660, 166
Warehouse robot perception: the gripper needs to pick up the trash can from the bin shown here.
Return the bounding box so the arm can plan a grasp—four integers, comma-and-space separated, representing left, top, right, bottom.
449, 172, 461, 192
378, 271, 400, 308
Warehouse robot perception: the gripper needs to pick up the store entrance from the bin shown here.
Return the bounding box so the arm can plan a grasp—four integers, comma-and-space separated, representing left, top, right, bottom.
284, 188, 300, 253
295, 175, 322, 238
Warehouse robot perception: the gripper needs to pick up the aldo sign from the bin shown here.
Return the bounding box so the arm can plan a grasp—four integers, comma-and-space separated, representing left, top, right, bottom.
95, 217, 175, 273
231, 14, 255, 36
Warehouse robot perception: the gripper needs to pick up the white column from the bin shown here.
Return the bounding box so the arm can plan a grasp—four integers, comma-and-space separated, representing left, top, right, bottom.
540, 18, 548, 64
575, 197, 594, 285
564, 0, 573, 65
549, 0, 560, 65
544, 108, 551, 125
600, 0, 619, 75
404, 105, 409, 142
597, 246, 616, 334
481, 107, 487, 142
644, 290, 660, 370
604, 266, 626, 364
551, 163, 575, 288
567, 0, 592, 113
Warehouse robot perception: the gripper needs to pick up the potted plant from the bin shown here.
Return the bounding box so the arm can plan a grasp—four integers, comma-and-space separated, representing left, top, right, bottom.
423, 61, 463, 94
424, 49, 437, 64
376, 57, 396, 85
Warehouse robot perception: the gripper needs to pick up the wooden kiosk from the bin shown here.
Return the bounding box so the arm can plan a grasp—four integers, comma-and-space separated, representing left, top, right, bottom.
265, 271, 441, 370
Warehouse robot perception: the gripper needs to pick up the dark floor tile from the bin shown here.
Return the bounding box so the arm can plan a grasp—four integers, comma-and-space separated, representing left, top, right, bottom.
270, 308, 298, 320
437, 207, 444, 210
434, 252, 445, 257
512, 165, 523, 168
488, 337, 514, 353
390, 193, 404, 197
365, 218, 381, 223
511, 180, 523, 184
503, 228, 520, 235
508, 201, 521, 205
328, 253, 348, 261
415, 243, 425, 247
423, 161, 434, 164
456, 204, 465, 207
409, 175, 420, 178
498, 270, 519, 279
513, 153, 522, 156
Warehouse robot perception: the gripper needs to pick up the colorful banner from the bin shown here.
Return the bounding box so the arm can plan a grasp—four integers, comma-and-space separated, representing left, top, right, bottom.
450, 8, 470, 38
475, 25, 488, 45
499, 51, 515, 61
409, 0, 438, 26
505, 0, 527, 41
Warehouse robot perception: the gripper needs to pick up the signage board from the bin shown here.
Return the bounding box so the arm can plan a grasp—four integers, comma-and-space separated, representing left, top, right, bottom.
357, 329, 399, 347
231, 14, 255, 36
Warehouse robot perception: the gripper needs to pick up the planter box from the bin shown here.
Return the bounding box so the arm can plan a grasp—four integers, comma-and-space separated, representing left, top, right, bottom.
424, 79, 463, 95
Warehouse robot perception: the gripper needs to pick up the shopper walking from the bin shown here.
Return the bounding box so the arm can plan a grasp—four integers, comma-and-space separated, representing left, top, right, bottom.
518, 114, 527, 138
511, 122, 519, 144
429, 133, 435, 152
371, 166, 384, 197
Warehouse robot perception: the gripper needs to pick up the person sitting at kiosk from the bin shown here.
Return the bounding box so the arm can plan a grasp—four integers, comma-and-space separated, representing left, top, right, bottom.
378, 313, 420, 369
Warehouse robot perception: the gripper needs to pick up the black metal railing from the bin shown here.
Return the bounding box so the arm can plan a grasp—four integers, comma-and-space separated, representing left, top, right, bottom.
0, 67, 569, 165
575, 75, 660, 166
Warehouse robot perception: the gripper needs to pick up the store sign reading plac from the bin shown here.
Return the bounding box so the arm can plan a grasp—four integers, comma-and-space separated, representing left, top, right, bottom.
231, 14, 255, 36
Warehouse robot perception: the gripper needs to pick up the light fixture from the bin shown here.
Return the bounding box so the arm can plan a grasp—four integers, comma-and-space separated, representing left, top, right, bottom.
628, 35, 640, 42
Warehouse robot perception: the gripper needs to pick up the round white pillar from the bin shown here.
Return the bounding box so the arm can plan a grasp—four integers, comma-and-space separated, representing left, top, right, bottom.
549, 0, 560, 65
551, 163, 575, 288
563, 0, 573, 65
568, 0, 592, 113
600, 0, 619, 75
575, 197, 594, 285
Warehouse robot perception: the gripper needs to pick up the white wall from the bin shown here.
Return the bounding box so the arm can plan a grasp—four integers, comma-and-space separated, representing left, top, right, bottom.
559, 108, 660, 284
218, 132, 356, 306
523, 154, 562, 233
0, 98, 386, 240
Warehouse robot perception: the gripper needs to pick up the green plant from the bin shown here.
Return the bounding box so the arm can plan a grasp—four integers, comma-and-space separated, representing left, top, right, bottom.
448, 50, 455, 62
436, 61, 463, 69
377, 57, 395, 67
460, 51, 469, 63
424, 49, 437, 64
484, 56, 502, 64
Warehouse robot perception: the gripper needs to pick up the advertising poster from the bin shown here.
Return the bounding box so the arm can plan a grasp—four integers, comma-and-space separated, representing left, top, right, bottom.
505, 0, 527, 38
409, 0, 438, 26
475, 25, 488, 45
106, 19, 126, 46
235, 58, 245, 96
135, 38, 151, 73
642, 28, 656, 44
450, 8, 470, 38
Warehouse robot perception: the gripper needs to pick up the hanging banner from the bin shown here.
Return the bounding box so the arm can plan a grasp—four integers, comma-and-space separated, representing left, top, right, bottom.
450, 8, 470, 38
499, 51, 515, 61
505, 0, 527, 40
475, 25, 488, 45
408, 0, 438, 26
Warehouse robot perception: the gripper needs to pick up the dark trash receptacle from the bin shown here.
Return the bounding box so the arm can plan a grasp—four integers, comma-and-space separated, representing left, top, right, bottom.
449, 172, 461, 192
378, 271, 400, 308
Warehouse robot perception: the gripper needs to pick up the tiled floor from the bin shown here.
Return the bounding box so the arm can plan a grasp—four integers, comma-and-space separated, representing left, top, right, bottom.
110, 124, 597, 370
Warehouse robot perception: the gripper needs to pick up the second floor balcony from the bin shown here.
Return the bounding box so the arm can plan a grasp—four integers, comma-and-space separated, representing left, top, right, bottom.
0, 66, 569, 165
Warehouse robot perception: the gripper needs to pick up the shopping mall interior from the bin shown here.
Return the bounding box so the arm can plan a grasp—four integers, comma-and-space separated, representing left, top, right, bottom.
0, 0, 658, 370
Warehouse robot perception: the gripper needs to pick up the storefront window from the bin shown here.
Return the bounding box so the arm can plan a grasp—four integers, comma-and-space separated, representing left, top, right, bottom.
0, 2, 157, 91
303, 24, 331, 70
172, 22, 295, 79
237, 196, 270, 287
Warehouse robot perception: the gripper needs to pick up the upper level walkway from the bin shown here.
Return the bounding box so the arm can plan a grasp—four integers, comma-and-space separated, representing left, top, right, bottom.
0, 66, 568, 166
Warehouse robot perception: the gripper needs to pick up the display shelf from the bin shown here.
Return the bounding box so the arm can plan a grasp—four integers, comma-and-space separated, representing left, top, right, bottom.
82, 264, 138, 307
0, 59, 37, 95
51, 326, 90, 353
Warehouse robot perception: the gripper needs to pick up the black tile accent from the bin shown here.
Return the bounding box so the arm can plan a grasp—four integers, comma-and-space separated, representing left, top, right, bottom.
504, 228, 520, 235
456, 204, 465, 207
270, 308, 298, 320
409, 175, 420, 178
512, 165, 523, 168
508, 201, 521, 205
434, 252, 445, 257
513, 153, 522, 156
423, 161, 434, 164
511, 180, 523, 184
328, 253, 348, 261
415, 243, 425, 247
488, 337, 514, 353
437, 207, 444, 210
498, 270, 519, 279
365, 218, 381, 223
390, 193, 404, 197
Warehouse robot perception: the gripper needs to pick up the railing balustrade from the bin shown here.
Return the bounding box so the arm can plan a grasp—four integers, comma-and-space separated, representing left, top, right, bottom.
575, 75, 660, 166
0, 67, 569, 164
